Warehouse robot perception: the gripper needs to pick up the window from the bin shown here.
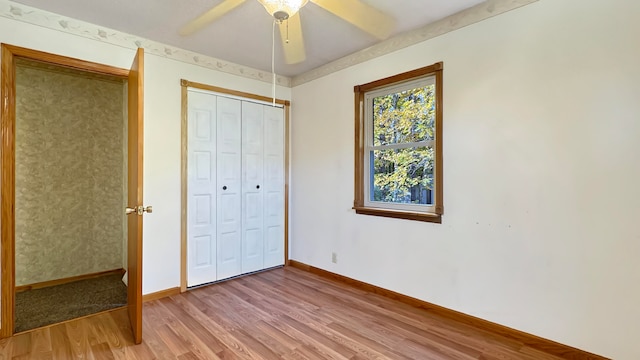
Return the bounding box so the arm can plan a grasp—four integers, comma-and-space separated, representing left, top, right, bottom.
353, 62, 443, 223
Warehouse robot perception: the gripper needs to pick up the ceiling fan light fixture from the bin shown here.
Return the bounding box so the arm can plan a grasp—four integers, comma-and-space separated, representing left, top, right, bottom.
257, 0, 309, 21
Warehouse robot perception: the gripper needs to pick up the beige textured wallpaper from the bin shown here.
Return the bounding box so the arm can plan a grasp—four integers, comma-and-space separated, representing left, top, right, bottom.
15, 60, 126, 286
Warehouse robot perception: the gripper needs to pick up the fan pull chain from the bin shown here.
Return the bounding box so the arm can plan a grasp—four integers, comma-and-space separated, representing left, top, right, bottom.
286, 19, 290, 43
271, 19, 276, 107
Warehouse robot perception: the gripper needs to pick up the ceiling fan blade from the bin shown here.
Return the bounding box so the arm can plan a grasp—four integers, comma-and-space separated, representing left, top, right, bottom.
310, 0, 395, 40
278, 13, 306, 64
179, 0, 247, 36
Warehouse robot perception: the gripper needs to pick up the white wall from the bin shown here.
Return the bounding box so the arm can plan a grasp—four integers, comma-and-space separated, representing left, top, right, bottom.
0, 16, 291, 296
290, 0, 640, 359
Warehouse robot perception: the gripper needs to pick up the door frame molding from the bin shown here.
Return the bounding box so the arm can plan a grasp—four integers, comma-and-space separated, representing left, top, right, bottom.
0, 44, 134, 337
179, 79, 290, 292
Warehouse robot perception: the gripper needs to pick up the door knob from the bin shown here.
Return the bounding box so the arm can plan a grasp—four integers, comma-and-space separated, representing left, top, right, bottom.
222, 186, 227, 190
125, 206, 153, 215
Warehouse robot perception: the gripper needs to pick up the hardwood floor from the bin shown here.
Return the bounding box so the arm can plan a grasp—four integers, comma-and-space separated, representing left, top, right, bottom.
0, 267, 568, 359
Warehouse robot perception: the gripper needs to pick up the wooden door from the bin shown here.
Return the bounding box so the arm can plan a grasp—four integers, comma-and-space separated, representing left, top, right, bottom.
186, 90, 218, 287
241, 101, 265, 273
215, 96, 242, 280
127, 48, 144, 345
263, 105, 285, 268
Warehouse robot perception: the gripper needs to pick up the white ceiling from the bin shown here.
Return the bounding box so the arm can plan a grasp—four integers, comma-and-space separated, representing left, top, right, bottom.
11, 0, 486, 77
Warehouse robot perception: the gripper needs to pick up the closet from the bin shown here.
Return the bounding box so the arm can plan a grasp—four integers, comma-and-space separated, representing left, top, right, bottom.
186, 89, 285, 287
11, 57, 128, 334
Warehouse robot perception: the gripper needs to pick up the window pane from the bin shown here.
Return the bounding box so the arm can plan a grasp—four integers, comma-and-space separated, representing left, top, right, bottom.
370, 146, 434, 205
372, 84, 436, 146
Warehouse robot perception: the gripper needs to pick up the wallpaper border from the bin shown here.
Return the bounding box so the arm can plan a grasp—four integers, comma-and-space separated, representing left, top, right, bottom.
292, 0, 539, 86
0, 0, 291, 87
1, 0, 538, 89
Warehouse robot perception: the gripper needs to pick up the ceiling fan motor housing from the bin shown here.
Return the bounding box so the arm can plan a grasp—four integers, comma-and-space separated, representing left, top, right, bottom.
258, 0, 309, 21
273, 10, 290, 21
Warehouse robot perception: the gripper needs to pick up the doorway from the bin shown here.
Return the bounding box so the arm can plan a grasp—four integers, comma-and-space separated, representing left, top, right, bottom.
12, 57, 127, 333
1, 44, 145, 343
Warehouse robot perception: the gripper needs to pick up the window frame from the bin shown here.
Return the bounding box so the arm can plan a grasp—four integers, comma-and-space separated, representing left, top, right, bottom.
353, 62, 443, 223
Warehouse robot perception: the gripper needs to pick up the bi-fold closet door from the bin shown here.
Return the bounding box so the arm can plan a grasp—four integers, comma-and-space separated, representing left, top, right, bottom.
187, 90, 284, 288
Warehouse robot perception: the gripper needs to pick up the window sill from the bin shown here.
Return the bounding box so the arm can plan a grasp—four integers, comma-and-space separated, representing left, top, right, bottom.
353, 206, 442, 224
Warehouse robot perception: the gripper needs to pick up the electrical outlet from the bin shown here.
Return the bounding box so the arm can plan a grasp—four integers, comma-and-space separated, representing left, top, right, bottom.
332, 252, 338, 264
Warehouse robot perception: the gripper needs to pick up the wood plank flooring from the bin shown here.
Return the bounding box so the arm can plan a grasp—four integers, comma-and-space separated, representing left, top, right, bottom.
0, 267, 567, 359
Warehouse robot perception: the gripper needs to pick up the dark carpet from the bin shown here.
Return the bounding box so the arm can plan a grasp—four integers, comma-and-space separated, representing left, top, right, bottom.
15, 273, 127, 332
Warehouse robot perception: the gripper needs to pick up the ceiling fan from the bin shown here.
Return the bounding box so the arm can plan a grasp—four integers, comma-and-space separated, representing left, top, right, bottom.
179, 0, 396, 64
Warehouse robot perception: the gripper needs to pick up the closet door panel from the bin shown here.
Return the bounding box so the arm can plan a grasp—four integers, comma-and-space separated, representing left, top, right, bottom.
241, 102, 265, 273
263, 106, 285, 268
187, 91, 217, 287
216, 97, 242, 280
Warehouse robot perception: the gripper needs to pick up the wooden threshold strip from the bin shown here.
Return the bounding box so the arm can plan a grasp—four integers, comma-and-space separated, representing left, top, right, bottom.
15, 268, 126, 293
142, 287, 181, 303
288, 260, 609, 360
